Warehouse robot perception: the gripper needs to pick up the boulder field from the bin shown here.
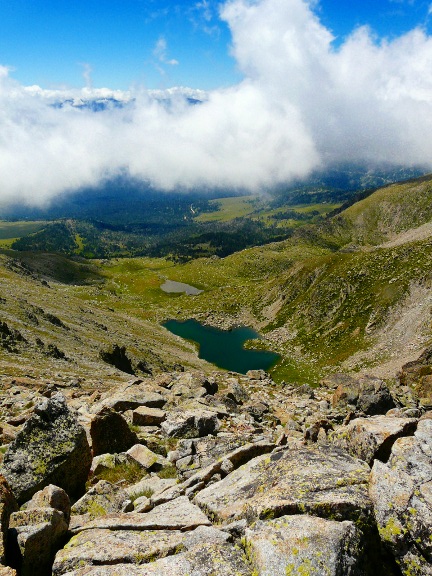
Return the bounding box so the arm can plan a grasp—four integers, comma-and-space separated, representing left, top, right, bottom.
0, 359, 430, 575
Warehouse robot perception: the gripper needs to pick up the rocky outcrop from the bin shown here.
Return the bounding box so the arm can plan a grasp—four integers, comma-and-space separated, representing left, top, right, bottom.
0, 368, 428, 575
369, 417, 432, 574
1, 394, 91, 504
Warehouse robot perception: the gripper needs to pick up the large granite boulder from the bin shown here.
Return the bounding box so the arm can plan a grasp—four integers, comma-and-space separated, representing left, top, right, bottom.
369, 418, 432, 574
331, 416, 417, 466
194, 444, 372, 525
0, 475, 18, 565
1, 394, 91, 504
331, 375, 395, 415
245, 514, 366, 576
90, 407, 137, 456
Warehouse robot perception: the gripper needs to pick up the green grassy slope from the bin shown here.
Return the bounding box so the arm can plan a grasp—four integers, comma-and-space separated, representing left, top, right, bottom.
1, 173, 432, 385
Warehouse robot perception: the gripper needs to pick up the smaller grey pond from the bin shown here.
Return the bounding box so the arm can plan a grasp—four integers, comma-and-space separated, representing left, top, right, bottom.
163, 319, 280, 374
161, 280, 203, 295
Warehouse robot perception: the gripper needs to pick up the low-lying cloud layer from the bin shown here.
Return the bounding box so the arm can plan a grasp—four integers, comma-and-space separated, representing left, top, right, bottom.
2, 0, 432, 205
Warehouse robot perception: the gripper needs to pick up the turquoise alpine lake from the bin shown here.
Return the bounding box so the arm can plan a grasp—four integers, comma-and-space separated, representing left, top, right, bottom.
163, 319, 280, 374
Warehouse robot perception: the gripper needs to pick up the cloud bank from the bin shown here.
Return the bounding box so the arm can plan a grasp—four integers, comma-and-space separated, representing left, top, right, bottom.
2, 0, 432, 205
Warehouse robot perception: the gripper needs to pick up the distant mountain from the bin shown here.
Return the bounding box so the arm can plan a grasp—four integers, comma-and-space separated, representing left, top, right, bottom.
25, 85, 207, 112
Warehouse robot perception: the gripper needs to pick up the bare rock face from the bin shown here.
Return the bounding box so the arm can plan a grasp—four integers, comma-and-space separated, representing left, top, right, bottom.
245, 514, 366, 576
90, 407, 137, 456
0, 475, 18, 565
370, 418, 432, 574
1, 394, 91, 504
331, 416, 418, 466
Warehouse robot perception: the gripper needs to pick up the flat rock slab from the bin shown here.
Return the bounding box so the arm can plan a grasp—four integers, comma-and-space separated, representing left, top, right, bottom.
53, 529, 185, 575
59, 543, 251, 576
245, 514, 365, 576
332, 416, 417, 465
194, 445, 371, 524
70, 496, 210, 534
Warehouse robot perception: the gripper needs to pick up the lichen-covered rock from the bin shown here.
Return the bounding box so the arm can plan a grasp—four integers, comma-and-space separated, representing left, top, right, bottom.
8, 507, 68, 576
0, 474, 18, 565
57, 542, 251, 576
370, 418, 432, 574
90, 407, 137, 456
53, 529, 186, 575
161, 410, 220, 438
26, 485, 71, 525
1, 394, 91, 504
332, 375, 395, 415
331, 416, 417, 466
245, 514, 366, 576
194, 444, 372, 524
71, 481, 132, 520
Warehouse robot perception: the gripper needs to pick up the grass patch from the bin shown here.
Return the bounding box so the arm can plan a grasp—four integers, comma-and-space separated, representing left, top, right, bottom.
130, 487, 154, 501
195, 196, 257, 222
93, 460, 146, 487
157, 464, 178, 479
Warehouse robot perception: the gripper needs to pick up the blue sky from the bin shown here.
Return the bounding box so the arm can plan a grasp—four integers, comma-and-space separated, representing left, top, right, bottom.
1, 0, 431, 90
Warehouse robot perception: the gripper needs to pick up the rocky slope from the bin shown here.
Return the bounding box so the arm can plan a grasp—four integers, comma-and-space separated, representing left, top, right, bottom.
0, 350, 430, 575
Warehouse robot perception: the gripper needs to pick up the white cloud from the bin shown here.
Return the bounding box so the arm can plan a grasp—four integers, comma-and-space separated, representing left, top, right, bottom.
153, 37, 179, 66
2, 0, 432, 205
